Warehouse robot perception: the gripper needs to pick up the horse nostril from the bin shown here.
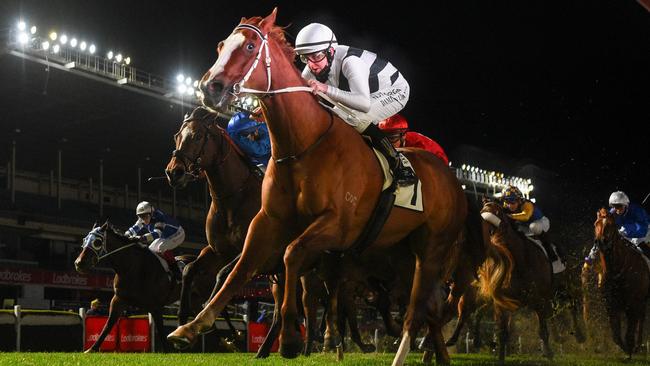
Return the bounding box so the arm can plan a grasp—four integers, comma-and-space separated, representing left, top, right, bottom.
206, 80, 224, 96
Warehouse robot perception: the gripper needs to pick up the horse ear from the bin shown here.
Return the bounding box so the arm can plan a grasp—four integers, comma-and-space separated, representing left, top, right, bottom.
92, 222, 98, 229
101, 220, 109, 230
261, 7, 278, 29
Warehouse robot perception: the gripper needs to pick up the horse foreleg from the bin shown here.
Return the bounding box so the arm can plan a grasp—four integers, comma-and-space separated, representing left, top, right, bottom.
85, 295, 124, 352
624, 309, 639, 357
179, 248, 215, 325
209, 253, 241, 301
256, 280, 283, 358
446, 291, 477, 347
322, 256, 345, 359
608, 310, 624, 352
535, 305, 553, 359
150, 309, 168, 352
342, 282, 376, 353
393, 233, 450, 366
300, 274, 320, 356
374, 284, 402, 338
636, 306, 646, 353
167, 213, 280, 349
279, 215, 343, 359
495, 309, 511, 365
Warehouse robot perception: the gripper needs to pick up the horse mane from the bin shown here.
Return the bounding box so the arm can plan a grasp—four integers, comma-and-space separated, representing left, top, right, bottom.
476, 201, 519, 311
240, 16, 296, 62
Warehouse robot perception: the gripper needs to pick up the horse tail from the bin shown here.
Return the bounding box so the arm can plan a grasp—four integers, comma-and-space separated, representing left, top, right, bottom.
477, 229, 519, 311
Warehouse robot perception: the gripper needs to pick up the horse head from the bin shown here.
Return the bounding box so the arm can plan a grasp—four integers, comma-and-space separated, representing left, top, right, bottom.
166, 107, 232, 188
199, 8, 295, 112
480, 199, 509, 234
74, 221, 136, 273
593, 207, 619, 256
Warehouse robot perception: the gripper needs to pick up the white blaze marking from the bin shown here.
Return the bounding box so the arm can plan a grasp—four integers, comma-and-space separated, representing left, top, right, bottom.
180, 126, 192, 142
205, 32, 245, 83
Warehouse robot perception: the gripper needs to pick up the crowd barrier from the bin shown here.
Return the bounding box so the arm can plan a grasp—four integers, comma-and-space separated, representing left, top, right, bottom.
0, 305, 248, 352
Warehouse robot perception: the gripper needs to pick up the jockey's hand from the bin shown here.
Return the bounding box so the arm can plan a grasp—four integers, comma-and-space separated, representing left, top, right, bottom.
307, 79, 328, 94
584, 256, 592, 266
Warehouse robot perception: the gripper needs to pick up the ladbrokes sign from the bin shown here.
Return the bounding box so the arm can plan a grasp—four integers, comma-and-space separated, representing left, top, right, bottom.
0, 267, 112, 290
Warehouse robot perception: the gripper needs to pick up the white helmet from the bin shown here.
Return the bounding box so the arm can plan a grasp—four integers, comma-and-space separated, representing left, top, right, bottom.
294, 23, 337, 55
136, 201, 154, 215
608, 191, 630, 207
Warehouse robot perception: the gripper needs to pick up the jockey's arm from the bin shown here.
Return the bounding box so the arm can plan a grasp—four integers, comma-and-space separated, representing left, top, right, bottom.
125, 218, 145, 237
508, 201, 535, 222
621, 205, 650, 238
325, 57, 371, 112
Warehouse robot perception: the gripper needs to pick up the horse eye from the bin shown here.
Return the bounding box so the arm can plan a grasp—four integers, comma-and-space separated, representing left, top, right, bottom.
246, 43, 255, 51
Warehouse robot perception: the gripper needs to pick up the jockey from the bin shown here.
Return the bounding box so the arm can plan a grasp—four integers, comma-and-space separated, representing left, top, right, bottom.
125, 201, 185, 280
227, 111, 271, 170
585, 191, 650, 263
378, 114, 449, 165
295, 23, 417, 187
502, 185, 559, 262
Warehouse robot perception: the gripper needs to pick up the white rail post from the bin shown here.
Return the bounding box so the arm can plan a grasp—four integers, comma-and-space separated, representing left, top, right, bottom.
79, 307, 86, 350
14, 305, 21, 351
374, 329, 379, 352
149, 313, 154, 352
465, 331, 470, 353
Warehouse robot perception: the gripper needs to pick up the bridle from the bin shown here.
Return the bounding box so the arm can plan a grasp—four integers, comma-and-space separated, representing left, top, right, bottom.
231, 23, 312, 96
82, 226, 138, 263
172, 109, 234, 180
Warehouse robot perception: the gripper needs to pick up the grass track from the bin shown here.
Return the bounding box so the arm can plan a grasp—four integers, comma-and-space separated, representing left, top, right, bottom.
0, 353, 648, 366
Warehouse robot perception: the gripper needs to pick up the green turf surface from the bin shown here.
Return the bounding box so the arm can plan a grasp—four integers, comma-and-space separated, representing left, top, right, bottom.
0, 353, 648, 366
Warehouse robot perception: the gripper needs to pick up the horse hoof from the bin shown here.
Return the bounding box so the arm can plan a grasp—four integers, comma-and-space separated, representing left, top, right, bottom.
167, 326, 196, 350
279, 341, 304, 359
422, 350, 433, 365
361, 344, 376, 353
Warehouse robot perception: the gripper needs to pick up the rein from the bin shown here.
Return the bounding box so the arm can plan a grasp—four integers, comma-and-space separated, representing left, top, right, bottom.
232, 23, 313, 96
82, 228, 140, 263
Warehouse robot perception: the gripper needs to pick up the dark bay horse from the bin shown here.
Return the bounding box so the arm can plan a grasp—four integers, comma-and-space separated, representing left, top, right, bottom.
74, 222, 204, 352
477, 200, 555, 363
167, 9, 467, 365
592, 207, 650, 358
165, 106, 262, 326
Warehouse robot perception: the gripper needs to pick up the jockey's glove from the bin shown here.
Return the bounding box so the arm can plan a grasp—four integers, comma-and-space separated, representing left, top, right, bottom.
584, 256, 592, 265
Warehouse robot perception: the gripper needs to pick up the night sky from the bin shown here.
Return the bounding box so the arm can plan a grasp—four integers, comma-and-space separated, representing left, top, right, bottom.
1, 1, 649, 235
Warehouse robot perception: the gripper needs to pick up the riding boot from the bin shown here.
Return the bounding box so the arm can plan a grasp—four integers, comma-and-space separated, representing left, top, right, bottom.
162, 251, 181, 282
361, 123, 417, 187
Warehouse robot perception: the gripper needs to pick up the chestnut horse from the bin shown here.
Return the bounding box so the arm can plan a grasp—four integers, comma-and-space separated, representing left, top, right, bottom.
166, 106, 390, 357
167, 9, 467, 365
592, 207, 650, 359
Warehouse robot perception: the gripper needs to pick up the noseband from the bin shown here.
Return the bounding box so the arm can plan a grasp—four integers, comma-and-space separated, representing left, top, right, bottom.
172, 109, 233, 179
